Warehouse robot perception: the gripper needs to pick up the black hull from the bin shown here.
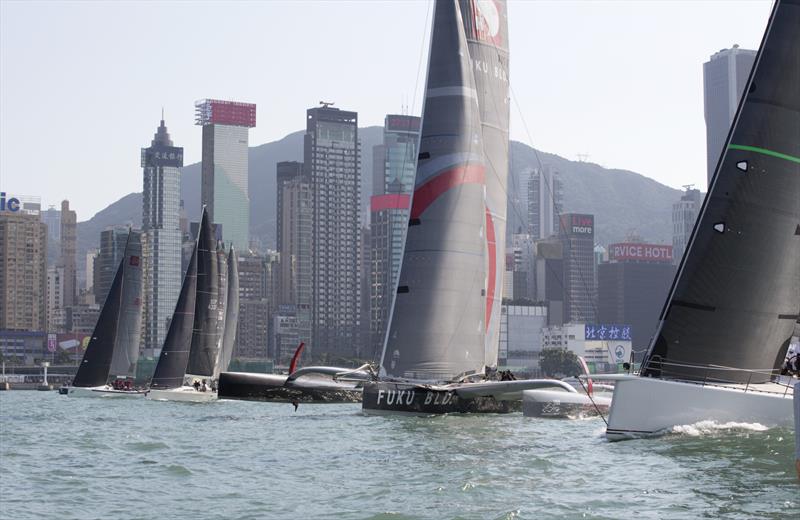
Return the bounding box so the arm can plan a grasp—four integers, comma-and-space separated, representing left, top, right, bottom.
361, 381, 520, 415
217, 372, 362, 403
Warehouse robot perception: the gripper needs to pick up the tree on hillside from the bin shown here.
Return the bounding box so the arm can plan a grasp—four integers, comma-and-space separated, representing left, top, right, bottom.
540, 348, 582, 378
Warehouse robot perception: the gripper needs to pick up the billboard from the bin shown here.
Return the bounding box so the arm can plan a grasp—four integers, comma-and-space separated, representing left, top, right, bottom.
561, 213, 594, 236
609, 243, 673, 263
195, 99, 256, 128
141, 145, 184, 168
585, 323, 631, 341
386, 115, 421, 132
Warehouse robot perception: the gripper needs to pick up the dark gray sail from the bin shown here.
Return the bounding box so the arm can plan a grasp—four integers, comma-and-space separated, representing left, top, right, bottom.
642, 0, 800, 383
150, 243, 198, 389
186, 210, 221, 377
459, 0, 510, 368
109, 230, 143, 379
72, 257, 124, 387
218, 247, 239, 376
380, 0, 488, 381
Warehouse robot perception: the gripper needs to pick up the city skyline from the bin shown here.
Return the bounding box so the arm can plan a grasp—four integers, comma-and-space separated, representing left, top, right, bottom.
0, 1, 771, 220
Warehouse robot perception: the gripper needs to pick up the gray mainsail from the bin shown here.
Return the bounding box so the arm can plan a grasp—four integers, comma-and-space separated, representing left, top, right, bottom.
109, 230, 143, 379
642, 0, 800, 384
217, 247, 239, 377
380, 0, 488, 381
459, 0, 510, 368
212, 245, 229, 379
186, 209, 221, 377
150, 239, 198, 389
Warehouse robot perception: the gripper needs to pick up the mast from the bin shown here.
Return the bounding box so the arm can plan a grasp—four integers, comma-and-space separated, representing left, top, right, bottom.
459, 0, 510, 369
108, 229, 144, 379
642, 0, 800, 383
380, 0, 488, 382
186, 208, 221, 378
150, 240, 198, 389
72, 255, 125, 387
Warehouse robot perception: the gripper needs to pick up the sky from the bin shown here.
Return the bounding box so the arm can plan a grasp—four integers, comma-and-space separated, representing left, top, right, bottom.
0, 0, 773, 221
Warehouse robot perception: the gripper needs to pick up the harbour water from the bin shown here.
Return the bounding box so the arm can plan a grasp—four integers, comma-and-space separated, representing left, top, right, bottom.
1, 392, 798, 519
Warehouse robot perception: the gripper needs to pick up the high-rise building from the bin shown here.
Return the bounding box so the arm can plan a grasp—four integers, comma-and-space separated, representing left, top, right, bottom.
498, 303, 548, 373
369, 114, 420, 356
672, 187, 703, 263
59, 200, 77, 308
94, 227, 137, 306
275, 161, 312, 352
558, 213, 596, 323
598, 242, 676, 356
141, 118, 184, 357
305, 105, 361, 358
85, 249, 98, 293
41, 205, 61, 242
196, 99, 256, 250
47, 265, 66, 332
703, 45, 756, 184
0, 197, 47, 332
528, 167, 563, 240
234, 252, 270, 360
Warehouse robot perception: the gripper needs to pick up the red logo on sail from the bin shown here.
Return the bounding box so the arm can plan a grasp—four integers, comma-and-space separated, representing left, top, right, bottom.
130, 255, 140, 266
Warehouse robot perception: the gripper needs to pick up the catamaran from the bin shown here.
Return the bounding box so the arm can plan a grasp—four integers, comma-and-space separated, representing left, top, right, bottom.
361, 0, 576, 415
598, 0, 799, 439
66, 231, 145, 397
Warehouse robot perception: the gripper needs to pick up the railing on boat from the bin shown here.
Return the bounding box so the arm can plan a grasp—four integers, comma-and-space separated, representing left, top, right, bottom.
640, 357, 796, 397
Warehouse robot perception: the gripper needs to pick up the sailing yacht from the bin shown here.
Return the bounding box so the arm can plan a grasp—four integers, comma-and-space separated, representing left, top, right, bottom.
599, 0, 799, 439
361, 0, 574, 415
146, 207, 235, 402
66, 231, 145, 397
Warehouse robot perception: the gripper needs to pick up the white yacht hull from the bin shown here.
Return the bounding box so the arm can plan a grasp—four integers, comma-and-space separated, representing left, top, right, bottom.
145, 386, 217, 402
605, 375, 795, 440
522, 389, 611, 418
66, 386, 146, 398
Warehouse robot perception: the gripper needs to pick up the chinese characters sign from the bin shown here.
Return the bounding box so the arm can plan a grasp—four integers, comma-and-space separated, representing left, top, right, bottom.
585, 323, 631, 341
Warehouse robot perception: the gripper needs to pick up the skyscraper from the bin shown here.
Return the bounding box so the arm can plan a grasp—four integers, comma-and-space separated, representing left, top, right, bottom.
141, 118, 183, 357
0, 197, 47, 332
94, 226, 135, 306
234, 252, 270, 360
672, 187, 703, 263
703, 45, 756, 184
527, 166, 563, 240
305, 105, 361, 358
59, 200, 77, 308
275, 160, 312, 352
196, 99, 256, 251
559, 213, 596, 324
369, 114, 420, 355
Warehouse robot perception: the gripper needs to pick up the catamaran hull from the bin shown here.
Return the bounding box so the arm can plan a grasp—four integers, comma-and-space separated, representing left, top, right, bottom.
361, 381, 519, 415
66, 386, 145, 398
605, 376, 795, 440
522, 389, 611, 418
145, 387, 217, 402
217, 372, 362, 403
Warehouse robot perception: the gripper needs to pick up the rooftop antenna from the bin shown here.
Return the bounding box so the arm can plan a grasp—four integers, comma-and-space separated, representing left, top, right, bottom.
319, 101, 335, 108
161, 106, 164, 121
682, 183, 695, 191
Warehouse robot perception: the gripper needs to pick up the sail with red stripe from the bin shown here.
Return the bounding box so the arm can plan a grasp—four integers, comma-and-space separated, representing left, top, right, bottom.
379, 0, 492, 382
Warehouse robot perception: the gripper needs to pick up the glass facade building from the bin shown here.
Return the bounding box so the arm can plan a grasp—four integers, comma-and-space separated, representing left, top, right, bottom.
141, 119, 184, 358
196, 99, 256, 251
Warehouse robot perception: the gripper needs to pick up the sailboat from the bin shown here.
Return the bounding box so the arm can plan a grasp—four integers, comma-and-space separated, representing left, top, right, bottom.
146, 207, 226, 402
66, 231, 145, 397
600, 0, 799, 439
214, 246, 238, 381
361, 0, 575, 414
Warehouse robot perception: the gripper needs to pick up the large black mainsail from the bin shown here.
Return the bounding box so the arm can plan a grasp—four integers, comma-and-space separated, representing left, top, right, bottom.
642, 0, 800, 384
186, 209, 221, 377
72, 255, 125, 387
150, 238, 198, 389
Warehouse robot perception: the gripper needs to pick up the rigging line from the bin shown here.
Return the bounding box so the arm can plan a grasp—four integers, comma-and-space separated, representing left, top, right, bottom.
576, 376, 608, 427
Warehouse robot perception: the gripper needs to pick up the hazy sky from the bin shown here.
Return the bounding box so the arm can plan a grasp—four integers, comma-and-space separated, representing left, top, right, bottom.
1, 0, 772, 221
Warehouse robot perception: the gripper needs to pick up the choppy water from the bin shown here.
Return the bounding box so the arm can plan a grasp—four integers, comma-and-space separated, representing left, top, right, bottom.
1, 392, 798, 519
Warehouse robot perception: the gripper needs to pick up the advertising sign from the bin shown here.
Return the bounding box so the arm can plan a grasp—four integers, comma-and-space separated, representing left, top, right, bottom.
386, 115, 421, 132
47, 334, 57, 353
609, 243, 673, 263
561, 214, 594, 236
141, 145, 184, 168
585, 323, 631, 341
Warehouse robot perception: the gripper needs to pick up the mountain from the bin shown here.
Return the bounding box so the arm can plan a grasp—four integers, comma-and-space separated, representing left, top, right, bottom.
74, 128, 682, 282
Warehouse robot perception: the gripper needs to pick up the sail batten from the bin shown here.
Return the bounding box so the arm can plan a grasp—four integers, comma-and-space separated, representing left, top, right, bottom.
642, 0, 800, 384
